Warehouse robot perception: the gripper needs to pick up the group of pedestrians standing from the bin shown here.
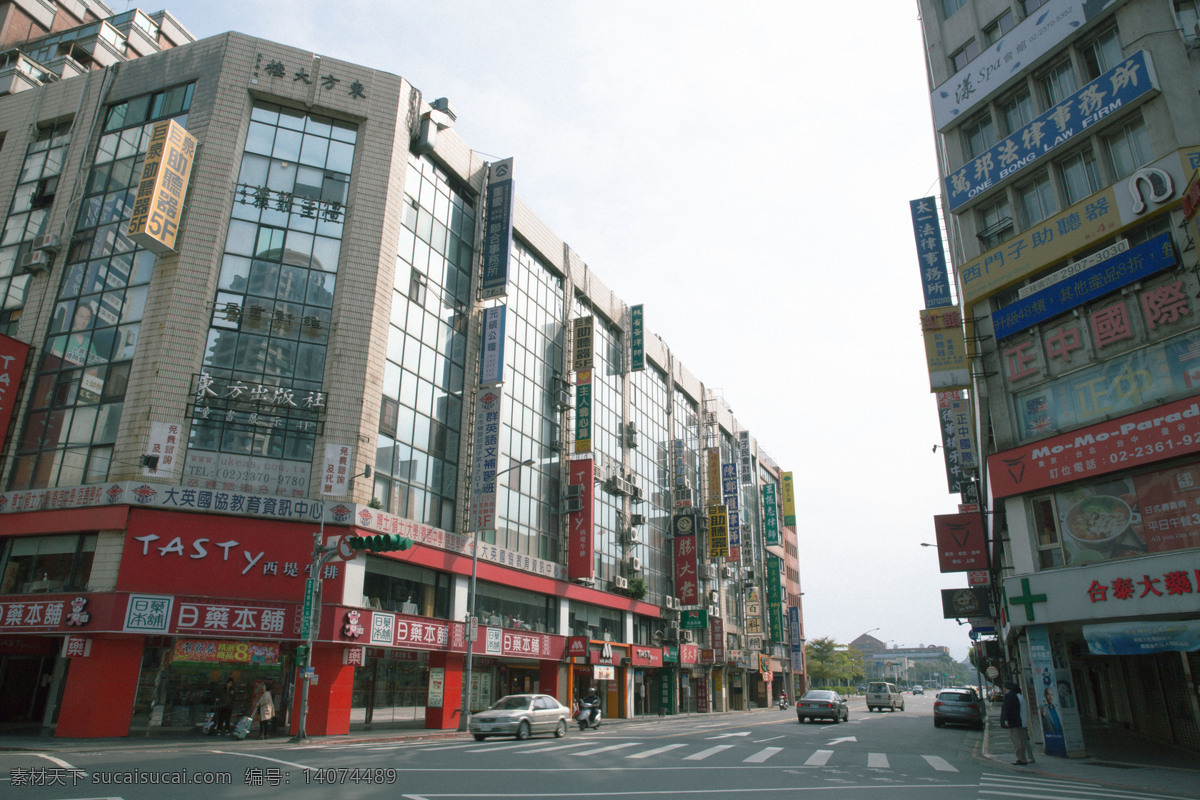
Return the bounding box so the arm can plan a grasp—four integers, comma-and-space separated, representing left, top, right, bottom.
1000, 681, 1036, 766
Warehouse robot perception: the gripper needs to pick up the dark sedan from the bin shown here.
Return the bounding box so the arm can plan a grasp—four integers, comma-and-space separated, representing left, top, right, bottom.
796, 690, 848, 724
933, 688, 984, 729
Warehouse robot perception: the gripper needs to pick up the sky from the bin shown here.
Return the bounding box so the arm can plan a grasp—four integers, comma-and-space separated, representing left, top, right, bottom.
154, 0, 975, 660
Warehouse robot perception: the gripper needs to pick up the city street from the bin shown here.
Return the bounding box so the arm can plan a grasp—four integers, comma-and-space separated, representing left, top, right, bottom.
2, 696, 1196, 800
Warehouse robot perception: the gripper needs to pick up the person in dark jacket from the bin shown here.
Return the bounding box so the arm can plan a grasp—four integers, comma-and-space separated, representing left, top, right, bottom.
1000, 681, 1033, 765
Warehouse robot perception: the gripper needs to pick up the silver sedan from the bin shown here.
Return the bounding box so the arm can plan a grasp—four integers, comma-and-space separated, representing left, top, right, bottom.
468, 694, 571, 741
796, 690, 849, 723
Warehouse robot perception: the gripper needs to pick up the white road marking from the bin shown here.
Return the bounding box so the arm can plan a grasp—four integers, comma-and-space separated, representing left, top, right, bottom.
209, 749, 319, 771
921, 754, 958, 772
625, 744, 687, 759
518, 741, 594, 753
683, 745, 735, 760
743, 747, 783, 763
571, 742, 643, 756
867, 752, 889, 768
804, 749, 834, 766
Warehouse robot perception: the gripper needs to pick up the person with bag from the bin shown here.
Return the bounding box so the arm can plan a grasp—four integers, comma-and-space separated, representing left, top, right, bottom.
254, 681, 275, 740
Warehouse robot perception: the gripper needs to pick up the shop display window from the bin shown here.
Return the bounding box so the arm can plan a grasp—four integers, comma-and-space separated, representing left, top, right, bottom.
0, 533, 95, 594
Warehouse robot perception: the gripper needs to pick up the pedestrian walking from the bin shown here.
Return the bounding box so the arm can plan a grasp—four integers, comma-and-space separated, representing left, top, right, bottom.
254, 681, 275, 739
1000, 681, 1034, 765
215, 678, 235, 734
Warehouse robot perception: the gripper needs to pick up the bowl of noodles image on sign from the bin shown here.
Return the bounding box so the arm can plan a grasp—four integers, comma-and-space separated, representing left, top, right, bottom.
1064, 495, 1133, 549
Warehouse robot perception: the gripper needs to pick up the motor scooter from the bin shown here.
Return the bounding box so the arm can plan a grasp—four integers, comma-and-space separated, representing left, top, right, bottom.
778, 697, 789, 710
576, 703, 602, 730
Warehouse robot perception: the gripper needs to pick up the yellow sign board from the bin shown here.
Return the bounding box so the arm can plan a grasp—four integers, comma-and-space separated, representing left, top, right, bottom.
708, 504, 729, 559
921, 306, 970, 391
129, 119, 197, 255
781, 472, 795, 527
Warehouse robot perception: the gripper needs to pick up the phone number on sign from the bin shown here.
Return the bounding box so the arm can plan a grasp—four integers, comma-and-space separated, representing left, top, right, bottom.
304, 768, 398, 785
1107, 431, 1200, 463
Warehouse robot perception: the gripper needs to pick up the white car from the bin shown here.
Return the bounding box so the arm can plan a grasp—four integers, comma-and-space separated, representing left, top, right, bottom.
468, 694, 570, 741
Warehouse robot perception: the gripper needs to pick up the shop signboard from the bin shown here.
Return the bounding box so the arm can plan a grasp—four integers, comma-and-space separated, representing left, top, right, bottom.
630, 304, 644, 371
763, 483, 780, 546
781, 472, 796, 526
0, 333, 31, 457
428, 667, 445, 708
940, 587, 992, 619
478, 305, 506, 385
932, 512, 988, 571
672, 513, 701, 605
575, 371, 592, 453
468, 387, 504, 531
707, 448, 721, 507
572, 316, 594, 372
1027, 625, 1085, 757
922, 306, 969, 390
128, 119, 197, 254
171, 639, 280, 663
568, 458, 595, 580
708, 504, 729, 559
680, 609, 709, 629
1083, 620, 1200, 655
766, 556, 783, 643
481, 158, 514, 298
722, 462, 740, 556
631, 646, 663, 667
911, 196, 953, 309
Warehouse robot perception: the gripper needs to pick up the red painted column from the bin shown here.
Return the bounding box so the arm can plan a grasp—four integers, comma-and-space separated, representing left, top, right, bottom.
289, 643, 354, 736
539, 660, 562, 701
426, 651, 463, 729
56, 635, 144, 738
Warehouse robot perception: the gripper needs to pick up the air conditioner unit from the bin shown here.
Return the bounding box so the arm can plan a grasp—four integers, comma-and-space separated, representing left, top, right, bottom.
705, 564, 718, 580
619, 527, 637, 546
678, 630, 692, 643
630, 484, 643, 502
624, 421, 638, 448
612, 576, 629, 591
721, 566, 734, 579
563, 484, 583, 498
19, 249, 52, 274
555, 388, 571, 408
626, 556, 642, 573
662, 596, 677, 610
709, 589, 720, 604
550, 438, 563, 450
666, 627, 681, 642
561, 496, 584, 513
605, 475, 632, 496
630, 513, 646, 526
708, 604, 720, 618
32, 234, 60, 252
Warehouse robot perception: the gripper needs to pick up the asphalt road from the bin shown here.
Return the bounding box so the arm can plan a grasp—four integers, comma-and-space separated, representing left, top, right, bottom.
0, 695, 1193, 800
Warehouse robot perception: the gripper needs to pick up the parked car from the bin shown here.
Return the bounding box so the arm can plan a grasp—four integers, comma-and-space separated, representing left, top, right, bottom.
796, 690, 848, 724
866, 681, 905, 712
933, 688, 984, 729
468, 694, 570, 740
912, 685, 924, 695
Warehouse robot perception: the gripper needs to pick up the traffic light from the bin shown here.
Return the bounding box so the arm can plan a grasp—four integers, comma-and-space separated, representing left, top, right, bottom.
346, 534, 414, 553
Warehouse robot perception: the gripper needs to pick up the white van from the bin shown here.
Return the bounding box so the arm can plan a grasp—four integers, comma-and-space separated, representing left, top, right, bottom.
866, 681, 905, 712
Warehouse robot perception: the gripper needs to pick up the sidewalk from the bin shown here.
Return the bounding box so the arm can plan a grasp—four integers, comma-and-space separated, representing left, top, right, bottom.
980, 701, 1200, 798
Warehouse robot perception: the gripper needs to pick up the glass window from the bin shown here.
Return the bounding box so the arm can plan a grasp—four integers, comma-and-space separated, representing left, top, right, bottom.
1105, 116, 1151, 180
977, 196, 1013, 249
984, 11, 1016, 46
1178, 0, 1200, 37
0, 533, 96, 594
961, 113, 996, 159
1031, 497, 1064, 568
1023, 0, 1049, 14
951, 38, 980, 72
1058, 149, 1102, 205
943, 0, 968, 19
997, 87, 1034, 136
1081, 26, 1122, 81
1017, 173, 1058, 228
1038, 59, 1077, 109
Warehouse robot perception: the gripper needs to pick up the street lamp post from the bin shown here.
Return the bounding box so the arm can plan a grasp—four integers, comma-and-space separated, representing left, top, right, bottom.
457, 457, 536, 733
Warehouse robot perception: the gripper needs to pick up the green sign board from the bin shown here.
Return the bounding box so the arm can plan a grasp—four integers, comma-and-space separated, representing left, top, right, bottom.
680, 609, 709, 629
766, 556, 783, 643
300, 577, 316, 639
762, 484, 779, 546
631, 304, 645, 371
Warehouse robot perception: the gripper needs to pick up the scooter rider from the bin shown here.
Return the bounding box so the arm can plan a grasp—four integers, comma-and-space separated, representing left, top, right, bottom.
581, 687, 601, 725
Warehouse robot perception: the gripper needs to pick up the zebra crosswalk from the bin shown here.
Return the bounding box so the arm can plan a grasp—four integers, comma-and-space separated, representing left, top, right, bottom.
979, 772, 1188, 799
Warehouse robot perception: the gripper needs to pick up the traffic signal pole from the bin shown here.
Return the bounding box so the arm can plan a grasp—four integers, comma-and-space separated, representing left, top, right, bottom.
292, 517, 337, 743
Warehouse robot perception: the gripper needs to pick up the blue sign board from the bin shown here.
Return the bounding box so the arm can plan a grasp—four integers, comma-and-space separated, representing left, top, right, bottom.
1084, 620, 1200, 656
992, 233, 1174, 339
946, 51, 1157, 212
478, 305, 506, 385
910, 197, 952, 309
481, 158, 514, 298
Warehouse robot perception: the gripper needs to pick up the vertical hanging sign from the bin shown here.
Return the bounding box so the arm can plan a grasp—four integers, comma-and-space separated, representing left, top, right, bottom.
0, 333, 30, 457
672, 513, 700, 605
708, 505, 729, 559
469, 388, 504, 531
766, 556, 784, 643
781, 472, 796, 527
674, 439, 692, 507
722, 462, 741, 561
738, 431, 752, 485
572, 316, 594, 372
910, 197, 952, 309
630, 304, 645, 371
575, 370, 592, 453
706, 448, 721, 507
129, 119, 197, 255
321, 443, 354, 496
762, 484, 780, 546
478, 305, 506, 385
567, 458, 595, 580
481, 158, 514, 298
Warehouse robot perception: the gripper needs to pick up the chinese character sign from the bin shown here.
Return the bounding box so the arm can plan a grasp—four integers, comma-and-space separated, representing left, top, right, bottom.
910, 197, 953, 309
630, 304, 644, 371
672, 513, 700, 605
708, 505, 729, 559
762, 484, 780, 546
922, 306, 970, 391
321, 443, 354, 497
575, 370, 592, 453
568, 458, 595, 580
469, 388, 504, 530
479, 305, 507, 385
0, 333, 30, 457
933, 512, 987, 572
481, 158, 514, 298
573, 316, 594, 372
766, 556, 783, 643
129, 119, 197, 254
781, 472, 796, 527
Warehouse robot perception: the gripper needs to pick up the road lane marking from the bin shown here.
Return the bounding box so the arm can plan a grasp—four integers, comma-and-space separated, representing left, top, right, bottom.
30, 753, 87, 778
571, 742, 643, 756
209, 749, 319, 771
867, 752, 888, 768
684, 745, 734, 760
463, 741, 562, 753
625, 744, 687, 759
921, 755, 957, 772
517, 742, 593, 753
743, 747, 783, 763
804, 749, 834, 766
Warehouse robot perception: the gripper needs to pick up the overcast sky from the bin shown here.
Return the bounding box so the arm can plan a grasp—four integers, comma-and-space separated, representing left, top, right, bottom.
159, 0, 975, 660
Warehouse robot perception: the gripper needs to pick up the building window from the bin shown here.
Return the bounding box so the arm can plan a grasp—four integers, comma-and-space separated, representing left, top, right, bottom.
977, 196, 1013, 249
1037, 58, 1077, 110
951, 38, 981, 72
1058, 149, 1102, 205
1175, 0, 1199, 37
997, 87, 1035, 136
0, 533, 97, 594
962, 113, 996, 159
984, 11, 1016, 45
1017, 173, 1058, 228
1081, 26, 1122, 81
1105, 116, 1151, 180
1023, 0, 1049, 15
